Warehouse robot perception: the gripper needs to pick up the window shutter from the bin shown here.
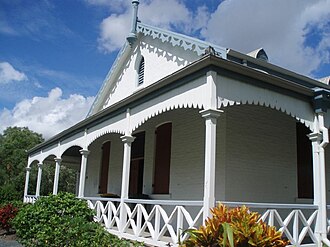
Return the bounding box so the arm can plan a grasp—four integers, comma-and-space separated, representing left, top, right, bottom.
138, 57, 145, 85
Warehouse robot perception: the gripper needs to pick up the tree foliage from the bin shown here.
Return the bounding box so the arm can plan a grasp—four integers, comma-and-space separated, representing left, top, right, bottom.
0, 127, 43, 202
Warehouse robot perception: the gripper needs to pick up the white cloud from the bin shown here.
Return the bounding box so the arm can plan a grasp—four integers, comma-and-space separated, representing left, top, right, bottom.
201, 0, 330, 76
0, 88, 95, 139
0, 62, 27, 84
98, 13, 131, 53
97, 0, 198, 53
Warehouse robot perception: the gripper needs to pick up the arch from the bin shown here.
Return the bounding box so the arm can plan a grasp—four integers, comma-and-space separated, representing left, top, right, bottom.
41, 154, 57, 165
59, 145, 83, 158
219, 100, 313, 130
28, 159, 40, 167
132, 103, 203, 132
87, 129, 124, 148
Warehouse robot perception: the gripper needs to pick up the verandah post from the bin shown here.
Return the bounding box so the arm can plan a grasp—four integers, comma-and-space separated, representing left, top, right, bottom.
309, 112, 328, 246
23, 166, 31, 201
35, 163, 43, 197
119, 134, 135, 233
53, 158, 62, 195
200, 109, 222, 221
78, 149, 90, 198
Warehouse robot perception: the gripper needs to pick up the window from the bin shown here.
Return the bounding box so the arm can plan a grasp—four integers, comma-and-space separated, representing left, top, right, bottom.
153, 123, 172, 194
296, 123, 313, 199
138, 56, 145, 86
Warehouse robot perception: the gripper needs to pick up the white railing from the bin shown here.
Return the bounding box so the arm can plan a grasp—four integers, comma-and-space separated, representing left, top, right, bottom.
85, 197, 203, 246
23, 195, 38, 203
221, 201, 318, 247
86, 198, 320, 247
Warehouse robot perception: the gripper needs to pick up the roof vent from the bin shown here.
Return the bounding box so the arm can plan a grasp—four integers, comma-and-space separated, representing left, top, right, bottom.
247, 48, 268, 62
318, 76, 330, 85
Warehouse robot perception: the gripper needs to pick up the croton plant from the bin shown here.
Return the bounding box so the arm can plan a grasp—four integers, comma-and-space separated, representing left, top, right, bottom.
180, 203, 289, 247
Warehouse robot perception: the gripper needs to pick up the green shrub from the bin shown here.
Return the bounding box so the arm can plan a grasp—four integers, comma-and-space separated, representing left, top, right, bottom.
180, 204, 289, 247
12, 192, 143, 246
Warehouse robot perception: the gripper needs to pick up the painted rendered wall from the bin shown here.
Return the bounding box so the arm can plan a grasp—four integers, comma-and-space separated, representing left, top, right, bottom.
224, 105, 297, 203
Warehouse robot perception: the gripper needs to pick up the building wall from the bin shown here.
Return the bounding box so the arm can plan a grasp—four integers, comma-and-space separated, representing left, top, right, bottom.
224, 105, 297, 203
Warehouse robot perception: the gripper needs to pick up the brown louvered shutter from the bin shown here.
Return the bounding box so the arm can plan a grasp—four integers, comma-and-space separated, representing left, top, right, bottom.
153, 123, 172, 194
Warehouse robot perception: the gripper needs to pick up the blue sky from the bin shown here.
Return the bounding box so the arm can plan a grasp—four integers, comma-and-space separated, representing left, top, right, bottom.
0, 0, 329, 138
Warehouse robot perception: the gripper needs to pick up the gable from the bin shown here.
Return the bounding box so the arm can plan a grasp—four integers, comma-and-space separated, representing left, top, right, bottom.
88, 23, 227, 116
102, 35, 202, 110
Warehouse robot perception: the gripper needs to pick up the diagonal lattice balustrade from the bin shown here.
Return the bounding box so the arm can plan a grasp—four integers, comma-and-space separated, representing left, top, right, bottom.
222, 201, 319, 247
86, 198, 320, 247
260, 209, 318, 246
122, 202, 203, 243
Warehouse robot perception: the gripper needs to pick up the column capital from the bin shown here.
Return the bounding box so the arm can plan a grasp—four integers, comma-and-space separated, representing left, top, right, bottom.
38, 163, 43, 168
200, 109, 223, 119
308, 132, 322, 142
79, 149, 90, 156
25, 167, 31, 171
121, 135, 135, 143
54, 157, 62, 163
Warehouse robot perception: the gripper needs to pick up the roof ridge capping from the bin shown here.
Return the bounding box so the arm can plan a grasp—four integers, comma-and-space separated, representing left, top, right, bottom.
137, 22, 227, 58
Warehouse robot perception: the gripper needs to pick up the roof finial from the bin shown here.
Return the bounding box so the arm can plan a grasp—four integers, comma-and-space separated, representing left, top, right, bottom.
127, 0, 139, 46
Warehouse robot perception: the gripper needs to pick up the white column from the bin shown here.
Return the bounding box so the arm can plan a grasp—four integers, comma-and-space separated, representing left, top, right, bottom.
309, 113, 328, 245
200, 109, 222, 221
24, 167, 31, 197
78, 149, 90, 198
119, 135, 135, 232
36, 163, 43, 197
53, 158, 62, 195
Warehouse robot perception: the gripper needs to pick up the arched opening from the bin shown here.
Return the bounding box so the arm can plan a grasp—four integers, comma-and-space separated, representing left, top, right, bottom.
87, 133, 122, 197
27, 160, 39, 195
218, 104, 312, 204
133, 108, 204, 200
60, 146, 82, 195
40, 154, 56, 195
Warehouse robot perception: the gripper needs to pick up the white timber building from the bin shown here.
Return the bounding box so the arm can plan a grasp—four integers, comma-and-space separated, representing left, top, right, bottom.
23, 1, 330, 246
